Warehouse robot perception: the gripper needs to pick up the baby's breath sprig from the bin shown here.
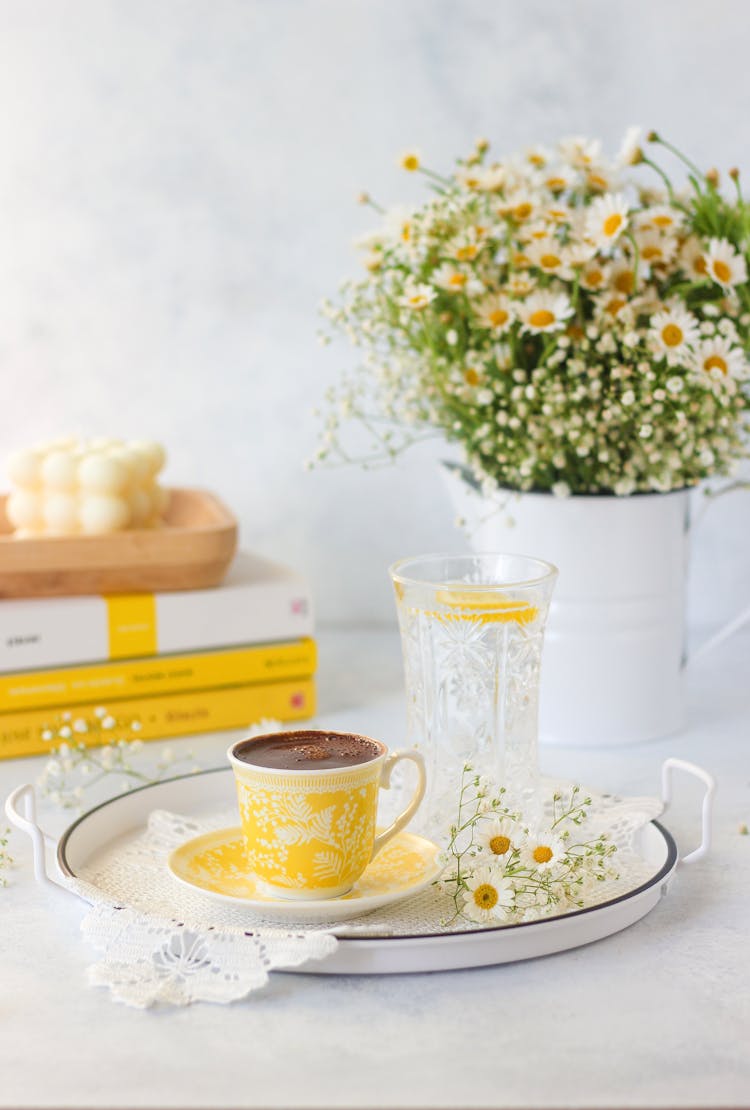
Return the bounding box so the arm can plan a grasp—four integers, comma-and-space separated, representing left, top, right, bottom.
438, 765, 618, 926
36, 706, 199, 811
550, 784, 593, 828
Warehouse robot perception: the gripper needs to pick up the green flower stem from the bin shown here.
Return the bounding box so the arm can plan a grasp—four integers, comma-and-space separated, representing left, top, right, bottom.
418, 166, 453, 190
650, 135, 705, 183
640, 156, 682, 208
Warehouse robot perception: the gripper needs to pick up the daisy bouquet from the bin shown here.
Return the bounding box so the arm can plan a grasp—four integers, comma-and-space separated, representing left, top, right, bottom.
439, 767, 617, 925
317, 130, 750, 495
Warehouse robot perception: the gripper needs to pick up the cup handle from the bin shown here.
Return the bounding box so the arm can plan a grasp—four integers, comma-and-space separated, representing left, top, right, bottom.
371, 749, 426, 861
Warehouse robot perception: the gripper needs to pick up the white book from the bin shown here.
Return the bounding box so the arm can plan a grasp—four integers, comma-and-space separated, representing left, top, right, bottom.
0, 552, 314, 673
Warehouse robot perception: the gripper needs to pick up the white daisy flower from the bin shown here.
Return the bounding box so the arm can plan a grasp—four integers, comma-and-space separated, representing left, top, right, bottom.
511, 246, 536, 271
704, 238, 748, 288
521, 830, 566, 872
609, 262, 637, 297
637, 205, 684, 234
636, 230, 678, 268
507, 273, 535, 297
545, 202, 573, 225
616, 125, 644, 167
542, 166, 575, 194
595, 293, 632, 323
353, 227, 386, 251
579, 261, 610, 292
585, 193, 630, 249
432, 264, 470, 294
649, 307, 700, 363
527, 237, 572, 277
475, 164, 507, 193
399, 281, 436, 311
450, 232, 481, 263
475, 293, 515, 334
501, 190, 541, 223
476, 817, 517, 859
462, 865, 515, 923
518, 290, 574, 333
383, 205, 416, 245
565, 237, 597, 267
518, 219, 553, 244
586, 165, 620, 194
524, 143, 553, 168
692, 336, 748, 380
456, 165, 484, 190
558, 135, 602, 169
679, 235, 709, 279
631, 286, 663, 317
462, 365, 483, 387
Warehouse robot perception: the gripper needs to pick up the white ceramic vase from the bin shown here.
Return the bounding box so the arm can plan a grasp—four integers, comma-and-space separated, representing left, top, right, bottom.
442, 464, 745, 746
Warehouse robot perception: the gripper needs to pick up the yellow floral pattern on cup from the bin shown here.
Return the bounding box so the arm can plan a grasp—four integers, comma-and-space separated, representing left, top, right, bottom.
229, 731, 426, 900
234, 763, 384, 896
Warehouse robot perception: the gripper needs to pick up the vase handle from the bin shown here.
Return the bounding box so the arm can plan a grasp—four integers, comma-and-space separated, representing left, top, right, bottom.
689, 482, 750, 665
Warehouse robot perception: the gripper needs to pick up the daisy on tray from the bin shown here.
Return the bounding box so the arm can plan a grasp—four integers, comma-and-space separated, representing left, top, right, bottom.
461, 864, 516, 924
520, 829, 567, 873
475, 816, 518, 861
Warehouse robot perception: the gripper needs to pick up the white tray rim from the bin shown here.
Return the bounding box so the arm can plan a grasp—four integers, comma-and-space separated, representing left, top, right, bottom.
55, 766, 678, 941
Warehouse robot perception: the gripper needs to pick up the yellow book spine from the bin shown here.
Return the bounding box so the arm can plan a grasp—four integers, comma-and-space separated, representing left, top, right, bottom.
0, 678, 316, 760
106, 594, 159, 659
0, 638, 317, 712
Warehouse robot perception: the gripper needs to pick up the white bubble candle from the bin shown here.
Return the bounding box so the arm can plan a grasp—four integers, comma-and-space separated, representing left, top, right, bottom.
6, 438, 168, 536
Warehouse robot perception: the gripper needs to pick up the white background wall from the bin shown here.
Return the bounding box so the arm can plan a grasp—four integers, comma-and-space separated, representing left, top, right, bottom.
1, 0, 749, 629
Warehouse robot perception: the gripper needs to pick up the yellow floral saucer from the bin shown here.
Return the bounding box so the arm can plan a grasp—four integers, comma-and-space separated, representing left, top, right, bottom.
167, 827, 443, 923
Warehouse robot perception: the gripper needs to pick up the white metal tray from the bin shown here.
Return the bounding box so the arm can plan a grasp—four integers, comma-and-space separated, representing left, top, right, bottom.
5, 759, 714, 975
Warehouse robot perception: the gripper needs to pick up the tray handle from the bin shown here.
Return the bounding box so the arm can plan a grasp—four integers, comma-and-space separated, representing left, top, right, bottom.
4, 783, 62, 891
660, 758, 715, 864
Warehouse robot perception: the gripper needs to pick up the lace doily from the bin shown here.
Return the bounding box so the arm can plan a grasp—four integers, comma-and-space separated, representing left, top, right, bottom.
67, 781, 663, 1008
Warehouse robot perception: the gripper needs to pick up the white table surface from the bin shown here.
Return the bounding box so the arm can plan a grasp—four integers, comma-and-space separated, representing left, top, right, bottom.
0, 626, 748, 1110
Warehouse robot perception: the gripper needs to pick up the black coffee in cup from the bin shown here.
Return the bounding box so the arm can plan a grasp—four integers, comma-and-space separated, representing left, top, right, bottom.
232, 730, 384, 771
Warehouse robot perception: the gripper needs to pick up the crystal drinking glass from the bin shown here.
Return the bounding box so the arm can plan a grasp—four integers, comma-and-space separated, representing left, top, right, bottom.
390, 553, 557, 840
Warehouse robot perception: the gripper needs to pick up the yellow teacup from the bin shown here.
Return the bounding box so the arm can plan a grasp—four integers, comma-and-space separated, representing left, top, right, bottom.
228, 729, 426, 900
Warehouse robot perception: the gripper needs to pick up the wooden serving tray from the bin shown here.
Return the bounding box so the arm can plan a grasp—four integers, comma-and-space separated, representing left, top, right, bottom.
0, 488, 238, 597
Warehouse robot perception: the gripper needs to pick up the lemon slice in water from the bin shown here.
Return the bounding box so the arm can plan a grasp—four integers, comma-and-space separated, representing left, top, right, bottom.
431, 588, 538, 625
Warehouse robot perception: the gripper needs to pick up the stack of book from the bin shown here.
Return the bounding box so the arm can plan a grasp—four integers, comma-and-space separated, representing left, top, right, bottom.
0, 552, 315, 759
